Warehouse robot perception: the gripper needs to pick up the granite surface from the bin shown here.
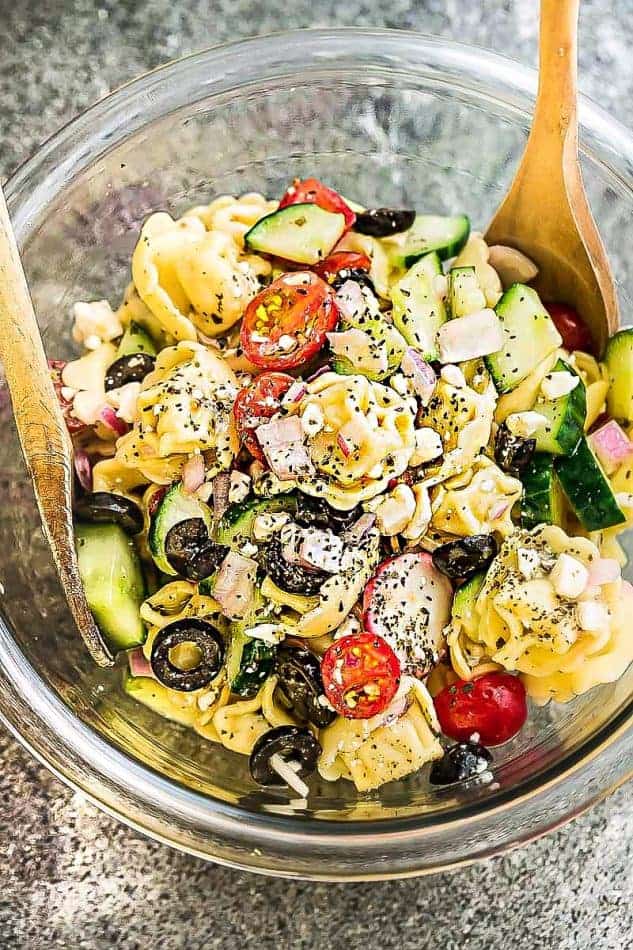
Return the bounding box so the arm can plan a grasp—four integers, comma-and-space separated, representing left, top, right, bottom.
1, 1, 632, 947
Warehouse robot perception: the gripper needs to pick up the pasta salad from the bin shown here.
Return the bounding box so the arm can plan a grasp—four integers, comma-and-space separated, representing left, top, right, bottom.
58, 178, 633, 797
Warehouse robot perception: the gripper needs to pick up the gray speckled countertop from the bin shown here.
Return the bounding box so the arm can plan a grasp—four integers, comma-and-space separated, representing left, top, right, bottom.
1, 2, 632, 947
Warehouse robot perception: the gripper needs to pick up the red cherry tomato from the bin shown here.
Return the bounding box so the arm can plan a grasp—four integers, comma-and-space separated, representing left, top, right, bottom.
240, 271, 340, 370
546, 302, 594, 353
434, 672, 527, 746
48, 359, 88, 434
321, 631, 401, 720
313, 250, 372, 284
233, 371, 294, 462
278, 177, 356, 231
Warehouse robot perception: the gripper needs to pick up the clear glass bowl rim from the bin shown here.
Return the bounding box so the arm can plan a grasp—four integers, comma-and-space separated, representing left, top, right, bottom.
1, 27, 632, 879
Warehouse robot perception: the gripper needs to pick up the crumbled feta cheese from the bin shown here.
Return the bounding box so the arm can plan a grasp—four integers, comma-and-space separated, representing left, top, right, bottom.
326, 327, 389, 376
252, 511, 291, 541
540, 371, 579, 400
197, 691, 218, 712
402, 484, 432, 540
240, 541, 258, 558
106, 381, 141, 424
277, 334, 296, 352
72, 389, 106, 426
299, 527, 345, 573
440, 364, 467, 388
517, 547, 540, 579
367, 463, 384, 480
375, 484, 416, 536
410, 427, 443, 466
72, 299, 122, 347
550, 553, 589, 599
301, 402, 325, 438
576, 600, 609, 631
245, 623, 287, 645
60, 386, 76, 402
228, 470, 251, 504
506, 411, 549, 438
195, 481, 214, 503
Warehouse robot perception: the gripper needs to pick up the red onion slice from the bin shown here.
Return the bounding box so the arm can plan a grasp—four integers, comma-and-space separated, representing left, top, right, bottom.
587, 557, 621, 587
401, 348, 437, 403
306, 364, 332, 383
100, 405, 129, 437
73, 449, 93, 492
182, 454, 205, 494
128, 647, 154, 679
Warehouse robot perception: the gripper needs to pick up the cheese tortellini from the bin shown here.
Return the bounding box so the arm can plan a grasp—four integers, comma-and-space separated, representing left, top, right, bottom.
430, 456, 523, 539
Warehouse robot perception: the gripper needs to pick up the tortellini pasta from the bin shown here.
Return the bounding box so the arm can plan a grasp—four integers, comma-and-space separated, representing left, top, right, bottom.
430, 456, 522, 538
294, 372, 416, 509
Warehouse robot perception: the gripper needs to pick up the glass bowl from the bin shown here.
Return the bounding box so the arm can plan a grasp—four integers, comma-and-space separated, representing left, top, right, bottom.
0, 29, 631, 880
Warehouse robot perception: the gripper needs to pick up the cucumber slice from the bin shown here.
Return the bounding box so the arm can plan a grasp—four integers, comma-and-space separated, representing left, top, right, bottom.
215, 495, 297, 549
555, 437, 626, 531
486, 284, 562, 393
605, 327, 633, 423
452, 571, 485, 622
244, 203, 346, 265
76, 522, 146, 652
520, 453, 566, 528
448, 266, 487, 318
391, 253, 447, 360
388, 214, 470, 269
116, 320, 157, 358
330, 285, 406, 380
149, 483, 213, 576
123, 674, 199, 727
533, 358, 586, 455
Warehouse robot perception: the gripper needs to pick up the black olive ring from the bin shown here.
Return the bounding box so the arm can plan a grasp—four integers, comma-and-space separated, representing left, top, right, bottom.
432, 534, 498, 580
354, 208, 416, 238
274, 645, 335, 728
150, 618, 225, 691
249, 725, 321, 787
105, 352, 156, 391
164, 518, 228, 581
429, 742, 492, 786
74, 491, 144, 535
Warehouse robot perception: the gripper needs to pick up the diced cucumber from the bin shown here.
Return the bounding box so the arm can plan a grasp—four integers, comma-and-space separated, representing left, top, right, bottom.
486, 284, 562, 393
149, 482, 213, 576
214, 495, 297, 549
605, 327, 633, 423
244, 203, 346, 265
448, 266, 487, 318
388, 214, 470, 269
75, 522, 146, 652
452, 571, 485, 622
555, 437, 626, 531
533, 359, 586, 455
391, 253, 447, 360
116, 320, 157, 358
329, 285, 405, 380
230, 638, 276, 697
123, 673, 199, 727
520, 453, 566, 528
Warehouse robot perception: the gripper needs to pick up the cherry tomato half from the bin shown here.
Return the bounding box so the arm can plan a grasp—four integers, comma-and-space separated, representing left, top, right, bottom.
233, 371, 294, 462
434, 672, 527, 746
321, 631, 401, 720
546, 302, 594, 353
279, 177, 356, 231
240, 272, 340, 370
313, 250, 372, 284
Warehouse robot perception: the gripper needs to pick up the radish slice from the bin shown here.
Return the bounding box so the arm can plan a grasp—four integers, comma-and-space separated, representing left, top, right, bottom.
128, 647, 154, 679
182, 455, 205, 493
362, 552, 452, 676
73, 449, 93, 492
589, 420, 633, 475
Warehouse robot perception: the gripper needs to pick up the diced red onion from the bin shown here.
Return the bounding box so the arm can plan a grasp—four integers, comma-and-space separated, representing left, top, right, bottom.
99, 405, 129, 437
489, 499, 511, 522
182, 454, 205, 494
401, 348, 437, 404
335, 279, 365, 320
128, 647, 154, 679
589, 420, 633, 475
587, 557, 621, 587
212, 471, 231, 522
343, 512, 376, 545
282, 381, 308, 405
257, 416, 314, 481
306, 364, 331, 383
337, 432, 353, 458
73, 449, 93, 492
213, 551, 257, 619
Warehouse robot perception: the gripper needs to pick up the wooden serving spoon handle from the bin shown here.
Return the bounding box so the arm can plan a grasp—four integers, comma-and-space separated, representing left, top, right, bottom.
0, 187, 113, 667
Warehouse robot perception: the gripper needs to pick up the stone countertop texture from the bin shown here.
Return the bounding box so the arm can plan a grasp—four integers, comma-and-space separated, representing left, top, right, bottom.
1, 1, 632, 947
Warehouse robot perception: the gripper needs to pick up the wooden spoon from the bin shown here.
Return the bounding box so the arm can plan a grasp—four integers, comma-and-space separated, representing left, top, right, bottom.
0, 186, 113, 667
485, 0, 619, 351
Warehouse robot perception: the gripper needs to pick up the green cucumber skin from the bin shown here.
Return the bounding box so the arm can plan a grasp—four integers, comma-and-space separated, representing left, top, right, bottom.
244, 203, 345, 265
390, 214, 470, 269
555, 437, 626, 531
520, 453, 564, 529
452, 571, 485, 622
534, 359, 586, 456
486, 284, 562, 393
116, 321, 157, 358
148, 483, 214, 576
76, 522, 146, 652
391, 253, 447, 360
605, 327, 633, 423
215, 495, 297, 548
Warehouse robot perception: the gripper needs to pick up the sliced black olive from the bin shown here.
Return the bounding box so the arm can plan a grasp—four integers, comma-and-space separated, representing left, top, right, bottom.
432, 535, 498, 580
231, 639, 276, 697
164, 518, 228, 581
74, 491, 144, 534
494, 423, 536, 475
105, 352, 156, 391
330, 268, 376, 295
294, 492, 361, 533
249, 725, 321, 786
275, 645, 335, 727
429, 742, 492, 786
258, 535, 327, 596
150, 617, 224, 691
354, 208, 416, 238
